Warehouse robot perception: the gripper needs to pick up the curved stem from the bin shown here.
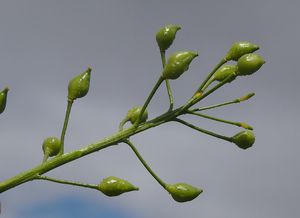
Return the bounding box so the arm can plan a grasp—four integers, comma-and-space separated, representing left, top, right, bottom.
36, 175, 98, 190
135, 76, 164, 127
59, 100, 73, 155
173, 118, 232, 142
160, 51, 174, 111
124, 140, 166, 189
42, 151, 49, 163
119, 117, 129, 131
187, 111, 253, 130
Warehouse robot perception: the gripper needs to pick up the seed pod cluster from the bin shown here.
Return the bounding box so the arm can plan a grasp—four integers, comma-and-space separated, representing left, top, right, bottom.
98, 176, 139, 197
225, 41, 259, 61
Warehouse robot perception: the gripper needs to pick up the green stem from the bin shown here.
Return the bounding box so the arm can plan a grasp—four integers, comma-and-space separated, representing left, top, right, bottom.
59, 100, 73, 155
119, 117, 129, 131
191, 92, 255, 112
42, 151, 50, 163
187, 111, 253, 130
124, 140, 166, 189
173, 118, 232, 142
36, 175, 98, 190
135, 76, 164, 127
160, 51, 174, 111
196, 58, 227, 93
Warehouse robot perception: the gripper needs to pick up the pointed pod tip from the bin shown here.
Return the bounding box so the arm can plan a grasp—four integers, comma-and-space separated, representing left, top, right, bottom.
3, 87, 9, 92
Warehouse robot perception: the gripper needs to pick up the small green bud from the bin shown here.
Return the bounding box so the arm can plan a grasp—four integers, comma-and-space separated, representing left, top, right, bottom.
68, 68, 91, 101
166, 183, 203, 203
213, 65, 237, 82
237, 54, 265, 76
232, 130, 255, 149
225, 41, 260, 61
0, 87, 9, 114
98, 176, 139, 197
127, 106, 148, 124
162, 51, 198, 80
42, 137, 61, 157
156, 24, 181, 51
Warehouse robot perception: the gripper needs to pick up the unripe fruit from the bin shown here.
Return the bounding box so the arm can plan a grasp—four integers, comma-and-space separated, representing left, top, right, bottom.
98, 176, 139, 197
68, 68, 91, 101
127, 106, 148, 124
162, 51, 198, 80
213, 65, 237, 82
0, 87, 9, 114
232, 130, 255, 149
42, 137, 61, 157
237, 54, 265, 76
156, 24, 181, 51
225, 41, 260, 61
166, 183, 203, 203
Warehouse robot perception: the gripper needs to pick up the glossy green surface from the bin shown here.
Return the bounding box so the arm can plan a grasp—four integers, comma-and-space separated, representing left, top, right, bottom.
225, 41, 259, 61
68, 68, 91, 101
0, 87, 9, 114
166, 183, 202, 203
213, 65, 237, 82
156, 24, 181, 51
127, 106, 148, 124
98, 176, 139, 197
42, 137, 61, 157
232, 130, 255, 149
237, 53, 265, 76
162, 51, 198, 80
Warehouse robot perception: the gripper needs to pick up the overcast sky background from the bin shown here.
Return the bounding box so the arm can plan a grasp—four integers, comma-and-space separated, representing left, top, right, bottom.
0, 0, 299, 217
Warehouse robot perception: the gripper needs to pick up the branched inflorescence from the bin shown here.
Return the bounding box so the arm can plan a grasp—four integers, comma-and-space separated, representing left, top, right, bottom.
0, 24, 265, 203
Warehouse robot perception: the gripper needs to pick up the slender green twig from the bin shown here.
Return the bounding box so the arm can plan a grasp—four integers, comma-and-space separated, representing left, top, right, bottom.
58, 100, 73, 155
119, 117, 129, 131
135, 76, 164, 127
187, 110, 253, 130
191, 92, 255, 112
160, 51, 174, 111
42, 152, 49, 163
196, 58, 227, 93
36, 175, 98, 190
173, 118, 232, 142
124, 140, 167, 189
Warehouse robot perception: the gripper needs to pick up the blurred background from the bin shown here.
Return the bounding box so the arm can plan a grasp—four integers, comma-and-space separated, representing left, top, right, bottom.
0, 0, 299, 217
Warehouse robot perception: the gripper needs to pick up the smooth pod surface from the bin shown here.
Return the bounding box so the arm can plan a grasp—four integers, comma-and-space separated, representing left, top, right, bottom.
232, 130, 255, 149
98, 176, 139, 197
127, 106, 148, 124
225, 41, 260, 61
213, 65, 237, 82
68, 68, 91, 101
156, 24, 181, 51
0, 87, 9, 114
162, 51, 198, 80
237, 53, 265, 76
42, 137, 61, 157
166, 183, 202, 203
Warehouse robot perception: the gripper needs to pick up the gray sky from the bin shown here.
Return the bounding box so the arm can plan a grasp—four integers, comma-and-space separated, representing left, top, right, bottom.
1, 0, 300, 217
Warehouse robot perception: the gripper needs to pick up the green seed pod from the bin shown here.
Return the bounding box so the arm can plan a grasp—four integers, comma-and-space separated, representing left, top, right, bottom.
0, 87, 9, 114
68, 68, 91, 101
42, 137, 61, 157
98, 176, 139, 197
127, 106, 148, 124
213, 65, 237, 82
166, 183, 203, 203
162, 51, 198, 80
225, 41, 260, 61
156, 24, 181, 51
236, 53, 265, 76
232, 130, 255, 149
